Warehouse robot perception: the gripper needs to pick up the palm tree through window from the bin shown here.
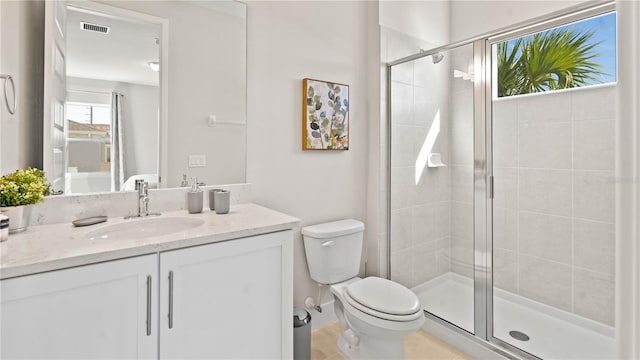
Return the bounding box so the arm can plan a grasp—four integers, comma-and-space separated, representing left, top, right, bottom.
496, 12, 616, 98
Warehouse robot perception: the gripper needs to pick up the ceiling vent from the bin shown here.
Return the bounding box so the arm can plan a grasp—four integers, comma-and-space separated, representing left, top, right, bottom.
80, 21, 110, 34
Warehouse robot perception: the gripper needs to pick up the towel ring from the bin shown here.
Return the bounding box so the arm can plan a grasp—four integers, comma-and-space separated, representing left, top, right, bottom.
0, 74, 16, 115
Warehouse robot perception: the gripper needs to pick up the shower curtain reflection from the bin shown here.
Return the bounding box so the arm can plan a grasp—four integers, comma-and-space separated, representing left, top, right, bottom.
111, 92, 125, 191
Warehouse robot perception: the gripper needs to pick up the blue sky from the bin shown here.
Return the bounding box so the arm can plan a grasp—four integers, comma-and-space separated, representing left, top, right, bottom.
503, 12, 617, 85
567, 12, 617, 83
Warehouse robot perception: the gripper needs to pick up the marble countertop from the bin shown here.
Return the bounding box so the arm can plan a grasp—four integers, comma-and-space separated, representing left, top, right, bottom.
0, 203, 300, 279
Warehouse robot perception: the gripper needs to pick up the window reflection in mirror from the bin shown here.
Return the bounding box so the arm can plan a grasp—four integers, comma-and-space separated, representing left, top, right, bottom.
65, 102, 112, 194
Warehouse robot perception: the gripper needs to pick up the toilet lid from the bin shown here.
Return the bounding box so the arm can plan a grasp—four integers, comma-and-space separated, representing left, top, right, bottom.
345, 277, 420, 316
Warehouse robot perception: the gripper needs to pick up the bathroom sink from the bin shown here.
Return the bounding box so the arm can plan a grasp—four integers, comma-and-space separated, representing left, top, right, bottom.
86, 216, 205, 241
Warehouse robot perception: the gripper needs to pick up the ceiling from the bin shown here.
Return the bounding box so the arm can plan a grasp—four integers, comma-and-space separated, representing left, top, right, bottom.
66, 7, 161, 86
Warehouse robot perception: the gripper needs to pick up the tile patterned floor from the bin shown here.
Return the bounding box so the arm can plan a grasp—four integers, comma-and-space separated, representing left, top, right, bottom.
311, 321, 473, 360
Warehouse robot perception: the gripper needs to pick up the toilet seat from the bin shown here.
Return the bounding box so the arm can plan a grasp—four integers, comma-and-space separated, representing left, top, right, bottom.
343, 277, 422, 322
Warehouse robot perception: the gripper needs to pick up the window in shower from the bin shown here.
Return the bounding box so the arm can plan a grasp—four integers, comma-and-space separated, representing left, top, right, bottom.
491, 10, 617, 359
496, 12, 616, 98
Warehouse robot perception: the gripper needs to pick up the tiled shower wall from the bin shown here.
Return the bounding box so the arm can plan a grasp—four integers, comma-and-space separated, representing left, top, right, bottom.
389, 33, 452, 288
491, 85, 616, 326
447, 46, 475, 279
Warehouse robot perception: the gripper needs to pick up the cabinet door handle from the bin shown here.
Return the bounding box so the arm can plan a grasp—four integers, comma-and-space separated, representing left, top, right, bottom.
146, 275, 152, 336
168, 270, 174, 329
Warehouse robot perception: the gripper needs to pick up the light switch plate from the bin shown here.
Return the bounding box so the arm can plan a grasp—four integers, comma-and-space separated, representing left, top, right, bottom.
188, 154, 206, 168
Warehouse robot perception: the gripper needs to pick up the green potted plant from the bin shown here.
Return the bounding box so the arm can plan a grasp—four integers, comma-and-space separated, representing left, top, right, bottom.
0, 168, 50, 233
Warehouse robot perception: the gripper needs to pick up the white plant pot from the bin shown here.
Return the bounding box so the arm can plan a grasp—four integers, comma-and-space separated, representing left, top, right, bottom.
0, 205, 33, 234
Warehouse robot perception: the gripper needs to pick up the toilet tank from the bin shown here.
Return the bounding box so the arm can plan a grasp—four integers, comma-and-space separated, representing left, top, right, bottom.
302, 219, 365, 285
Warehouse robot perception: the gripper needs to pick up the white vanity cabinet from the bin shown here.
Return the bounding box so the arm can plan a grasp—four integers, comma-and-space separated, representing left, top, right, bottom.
159, 230, 293, 359
0, 254, 158, 359
0, 229, 294, 360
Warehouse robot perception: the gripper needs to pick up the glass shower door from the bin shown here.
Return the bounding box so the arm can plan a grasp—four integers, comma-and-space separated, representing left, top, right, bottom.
489, 10, 617, 359
389, 42, 476, 333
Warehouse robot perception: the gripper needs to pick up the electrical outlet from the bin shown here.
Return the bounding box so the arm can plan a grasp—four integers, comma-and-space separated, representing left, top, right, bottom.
188, 155, 206, 168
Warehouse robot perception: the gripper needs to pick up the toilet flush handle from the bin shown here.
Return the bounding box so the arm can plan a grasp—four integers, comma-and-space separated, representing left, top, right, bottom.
321, 240, 335, 247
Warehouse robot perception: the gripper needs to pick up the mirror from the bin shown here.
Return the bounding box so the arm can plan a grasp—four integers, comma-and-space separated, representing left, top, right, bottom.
43, 0, 247, 194
63, 4, 161, 194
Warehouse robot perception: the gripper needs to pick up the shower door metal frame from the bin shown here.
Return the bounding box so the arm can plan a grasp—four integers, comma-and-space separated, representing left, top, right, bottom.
386, 1, 616, 359
473, 37, 490, 342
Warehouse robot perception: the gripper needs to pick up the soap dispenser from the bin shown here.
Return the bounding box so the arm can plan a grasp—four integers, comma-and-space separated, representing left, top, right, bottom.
187, 177, 203, 214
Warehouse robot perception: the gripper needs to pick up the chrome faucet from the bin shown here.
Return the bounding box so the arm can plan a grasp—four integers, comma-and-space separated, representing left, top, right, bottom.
136, 179, 149, 217
124, 180, 160, 219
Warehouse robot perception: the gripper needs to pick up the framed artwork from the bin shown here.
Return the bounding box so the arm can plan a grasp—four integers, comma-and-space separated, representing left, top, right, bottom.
302, 78, 349, 150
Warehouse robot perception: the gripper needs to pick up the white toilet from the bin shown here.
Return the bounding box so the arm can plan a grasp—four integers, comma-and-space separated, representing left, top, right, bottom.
302, 219, 425, 360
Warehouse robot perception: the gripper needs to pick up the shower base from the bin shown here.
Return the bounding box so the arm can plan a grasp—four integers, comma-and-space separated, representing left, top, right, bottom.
413, 273, 615, 359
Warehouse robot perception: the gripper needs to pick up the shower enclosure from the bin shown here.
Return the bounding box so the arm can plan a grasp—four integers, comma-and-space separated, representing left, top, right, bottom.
387, 2, 617, 359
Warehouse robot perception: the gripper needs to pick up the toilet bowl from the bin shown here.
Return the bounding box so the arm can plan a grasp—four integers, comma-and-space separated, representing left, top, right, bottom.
330, 277, 425, 359
302, 219, 425, 360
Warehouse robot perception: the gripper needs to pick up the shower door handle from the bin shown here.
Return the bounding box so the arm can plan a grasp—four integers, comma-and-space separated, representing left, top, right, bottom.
489, 175, 494, 199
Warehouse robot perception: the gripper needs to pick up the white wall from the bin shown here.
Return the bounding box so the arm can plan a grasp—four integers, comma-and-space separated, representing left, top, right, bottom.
380, 0, 450, 49
450, 0, 589, 42
124, 83, 159, 178
246, 1, 374, 306
0, 0, 43, 176
615, 0, 640, 356
364, 2, 384, 279
68, 141, 105, 172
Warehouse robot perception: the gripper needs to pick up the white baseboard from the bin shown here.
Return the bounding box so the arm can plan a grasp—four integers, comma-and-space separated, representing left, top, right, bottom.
308, 299, 337, 330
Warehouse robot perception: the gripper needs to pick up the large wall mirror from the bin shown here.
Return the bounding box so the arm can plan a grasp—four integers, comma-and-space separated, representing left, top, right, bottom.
42, 0, 246, 195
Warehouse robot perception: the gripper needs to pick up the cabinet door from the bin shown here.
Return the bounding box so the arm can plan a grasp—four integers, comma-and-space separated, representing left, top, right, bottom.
160, 230, 293, 359
0, 255, 158, 359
